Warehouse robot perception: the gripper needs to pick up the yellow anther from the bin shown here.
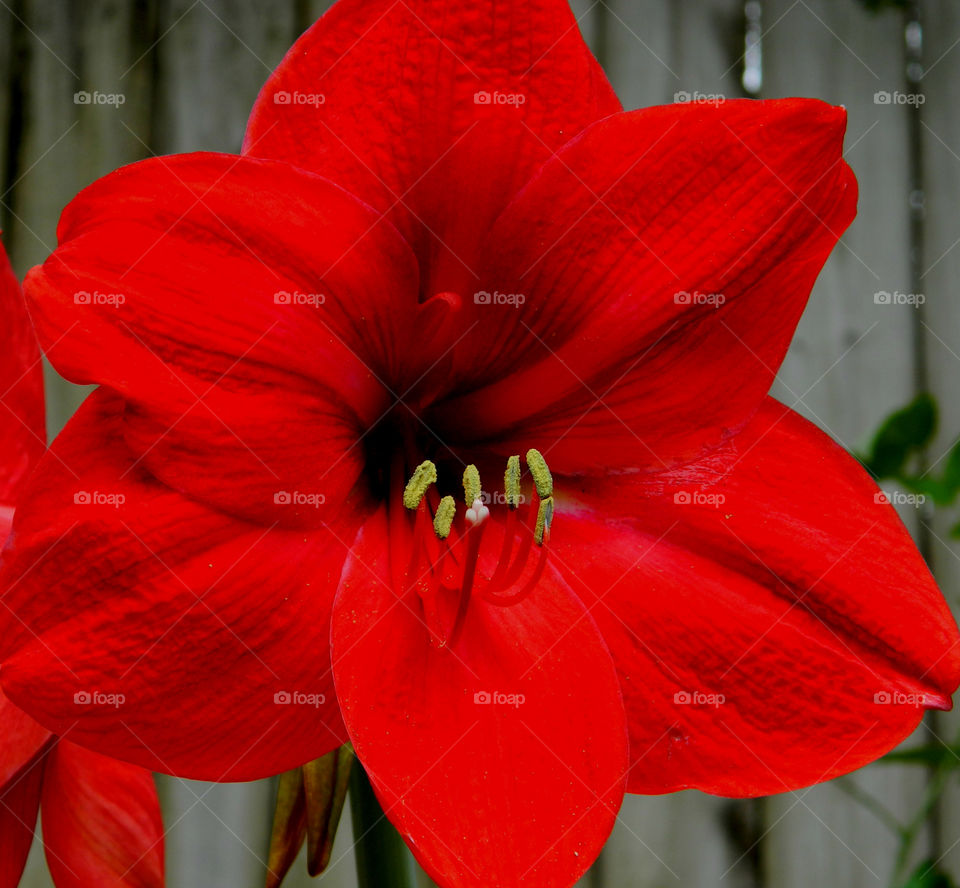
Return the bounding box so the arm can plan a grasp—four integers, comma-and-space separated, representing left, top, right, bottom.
403, 461, 437, 509
463, 464, 481, 507
434, 496, 456, 539
504, 455, 521, 509
534, 496, 554, 546
526, 449, 553, 499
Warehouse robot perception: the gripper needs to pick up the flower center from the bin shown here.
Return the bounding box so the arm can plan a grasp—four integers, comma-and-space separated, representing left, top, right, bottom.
395, 450, 555, 649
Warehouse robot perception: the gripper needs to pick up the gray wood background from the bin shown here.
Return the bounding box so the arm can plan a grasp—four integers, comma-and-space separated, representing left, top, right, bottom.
2, 0, 959, 886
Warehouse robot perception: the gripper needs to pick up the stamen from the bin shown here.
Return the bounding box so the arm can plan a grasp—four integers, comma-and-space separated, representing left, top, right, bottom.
433, 495, 456, 539
398, 451, 556, 649
462, 464, 481, 507
526, 448, 553, 498
403, 460, 437, 509
534, 496, 554, 546
504, 455, 521, 509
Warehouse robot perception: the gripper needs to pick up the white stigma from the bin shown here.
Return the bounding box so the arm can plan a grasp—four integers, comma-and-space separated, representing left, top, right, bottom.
465, 497, 490, 528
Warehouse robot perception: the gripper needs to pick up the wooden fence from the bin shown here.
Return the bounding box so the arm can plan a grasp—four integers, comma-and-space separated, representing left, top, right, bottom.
2, 0, 959, 885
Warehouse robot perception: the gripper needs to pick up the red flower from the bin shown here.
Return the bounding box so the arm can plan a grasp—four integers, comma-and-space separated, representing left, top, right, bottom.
0, 242, 164, 888
2, 1, 958, 886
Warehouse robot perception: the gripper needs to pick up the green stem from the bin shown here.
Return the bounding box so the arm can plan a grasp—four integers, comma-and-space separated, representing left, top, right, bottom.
834, 776, 905, 839
891, 758, 955, 886
349, 762, 418, 888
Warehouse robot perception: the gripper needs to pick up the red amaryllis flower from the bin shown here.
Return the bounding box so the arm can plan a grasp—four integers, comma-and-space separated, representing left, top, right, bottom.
0, 242, 164, 888
1, 1, 958, 886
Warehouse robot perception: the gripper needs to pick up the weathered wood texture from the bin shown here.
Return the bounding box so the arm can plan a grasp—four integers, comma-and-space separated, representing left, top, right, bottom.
2, 1, 957, 886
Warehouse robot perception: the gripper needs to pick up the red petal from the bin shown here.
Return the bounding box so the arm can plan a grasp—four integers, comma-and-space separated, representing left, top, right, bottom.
0, 240, 44, 506
0, 690, 50, 789
0, 389, 365, 780
552, 398, 960, 796
437, 99, 857, 470
0, 748, 44, 888
24, 152, 417, 523
243, 0, 618, 287
41, 741, 163, 888
331, 507, 628, 888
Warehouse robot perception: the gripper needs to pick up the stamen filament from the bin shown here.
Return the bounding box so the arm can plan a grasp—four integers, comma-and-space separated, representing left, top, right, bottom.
447, 518, 487, 649
481, 544, 548, 607
487, 508, 518, 589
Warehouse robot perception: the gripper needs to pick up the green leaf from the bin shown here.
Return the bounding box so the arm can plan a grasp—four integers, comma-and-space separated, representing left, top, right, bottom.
880, 745, 960, 767
861, 393, 937, 479
900, 859, 955, 888
941, 443, 960, 493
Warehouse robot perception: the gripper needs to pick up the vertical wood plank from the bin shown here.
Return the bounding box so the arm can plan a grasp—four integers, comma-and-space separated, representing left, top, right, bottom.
0, 1, 15, 212
150, 0, 297, 154
601, 0, 674, 109
6, 0, 156, 437
762, 2, 927, 886
159, 776, 277, 888
917, 1, 960, 881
